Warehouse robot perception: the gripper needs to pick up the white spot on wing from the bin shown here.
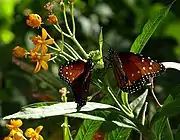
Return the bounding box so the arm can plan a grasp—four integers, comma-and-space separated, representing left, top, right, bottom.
143, 67, 146, 70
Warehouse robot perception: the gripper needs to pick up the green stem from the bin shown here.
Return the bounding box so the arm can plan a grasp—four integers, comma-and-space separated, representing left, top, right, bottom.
61, 41, 82, 59
128, 117, 156, 140
54, 24, 71, 38
72, 36, 88, 59
70, 3, 76, 35
61, 90, 71, 140
61, 30, 65, 51
63, 3, 72, 35
121, 92, 132, 112
140, 102, 148, 140
107, 86, 134, 118
47, 44, 75, 60
59, 54, 69, 61
63, 116, 69, 140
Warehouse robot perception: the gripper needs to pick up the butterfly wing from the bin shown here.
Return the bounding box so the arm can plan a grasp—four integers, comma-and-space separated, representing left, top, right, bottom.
109, 49, 165, 93
59, 60, 92, 108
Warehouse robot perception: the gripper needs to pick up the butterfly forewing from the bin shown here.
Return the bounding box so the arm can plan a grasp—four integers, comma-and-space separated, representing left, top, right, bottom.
109, 49, 165, 93
59, 59, 92, 109
59, 60, 86, 83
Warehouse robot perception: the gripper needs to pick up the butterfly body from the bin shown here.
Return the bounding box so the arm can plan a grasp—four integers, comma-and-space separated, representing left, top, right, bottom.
59, 60, 92, 109
109, 49, 165, 93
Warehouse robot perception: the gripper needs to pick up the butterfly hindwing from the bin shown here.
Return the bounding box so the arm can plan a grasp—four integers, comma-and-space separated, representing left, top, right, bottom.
109, 49, 165, 93
59, 59, 92, 109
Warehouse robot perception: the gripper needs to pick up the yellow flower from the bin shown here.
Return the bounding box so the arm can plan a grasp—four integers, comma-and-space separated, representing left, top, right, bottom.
26, 14, 42, 28
13, 46, 27, 58
13, 132, 24, 140
29, 51, 51, 73
25, 126, 44, 140
3, 136, 13, 140
6, 119, 23, 134
47, 15, 58, 24
30, 28, 54, 55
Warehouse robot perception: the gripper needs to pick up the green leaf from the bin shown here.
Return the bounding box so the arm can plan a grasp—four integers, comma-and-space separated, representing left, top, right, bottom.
75, 84, 122, 140
130, 1, 175, 53
157, 98, 180, 118
75, 120, 102, 140
3, 102, 120, 120
151, 94, 173, 125
130, 89, 148, 118
151, 95, 174, 139
22, 102, 57, 109
67, 113, 137, 130
175, 124, 180, 140
160, 119, 174, 140
107, 127, 131, 140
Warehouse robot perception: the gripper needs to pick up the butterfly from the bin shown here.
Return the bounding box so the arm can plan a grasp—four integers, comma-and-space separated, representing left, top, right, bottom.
59, 59, 92, 109
108, 48, 166, 93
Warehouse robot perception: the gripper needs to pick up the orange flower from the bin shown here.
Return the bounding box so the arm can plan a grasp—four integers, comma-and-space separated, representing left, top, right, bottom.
25, 126, 44, 140
29, 51, 51, 73
30, 28, 54, 55
13, 46, 27, 58
26, 14, 42, 28
47, 15, 58, 24
6, 119, 23, 135
13, 132, 24, 140
3, 136, 13, 140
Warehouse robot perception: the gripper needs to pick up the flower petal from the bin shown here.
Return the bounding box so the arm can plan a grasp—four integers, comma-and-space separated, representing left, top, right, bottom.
34, 61, 42, 73
38, 135, 44, 140
14, 132, 23, 140
45, 38, 54, 45
6, 124, 13, 130
3, 136, 13, 140
32, 45, 41, 53
26, 14, 42, 28
41, 45, 48, 55
35, 126, 43, 134
41, 61, 48, 70
13, 119, 23, 128
13, 46, 26, 58
42, 54, 51, 61
25, 128, 35, 137
42, 28, 47, 40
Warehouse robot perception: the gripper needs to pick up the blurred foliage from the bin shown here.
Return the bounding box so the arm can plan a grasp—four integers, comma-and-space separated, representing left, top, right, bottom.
1, 0, 180, 139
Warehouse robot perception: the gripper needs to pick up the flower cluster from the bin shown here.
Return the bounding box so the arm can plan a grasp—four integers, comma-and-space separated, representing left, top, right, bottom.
13, 13, 55, 73
3, 119, 44, 140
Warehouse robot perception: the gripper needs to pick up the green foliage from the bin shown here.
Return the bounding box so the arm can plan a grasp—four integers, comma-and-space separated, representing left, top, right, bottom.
2, 0, 180, 140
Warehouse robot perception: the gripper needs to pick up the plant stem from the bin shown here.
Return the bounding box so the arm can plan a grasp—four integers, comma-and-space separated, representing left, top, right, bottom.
62, 41, 82, 59
63, 116, 69, 140
54, 24, 71, 38
140, 102, 148, 140
72, 36, 88, 59
70, 2, 76, 35
63, 3, 72, 35
61, 88, 71, 140
107, 86, 134, 118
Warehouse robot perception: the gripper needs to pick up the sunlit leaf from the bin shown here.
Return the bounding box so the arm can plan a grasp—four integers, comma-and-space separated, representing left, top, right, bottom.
3, 102, 120, 119
130, 89, 148, 118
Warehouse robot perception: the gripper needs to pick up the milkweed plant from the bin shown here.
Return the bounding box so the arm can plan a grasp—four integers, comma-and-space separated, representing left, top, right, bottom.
3, 0, 180, 140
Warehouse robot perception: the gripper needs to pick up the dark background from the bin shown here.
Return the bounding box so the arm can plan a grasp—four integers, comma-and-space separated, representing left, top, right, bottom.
0, 0, 180, 139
